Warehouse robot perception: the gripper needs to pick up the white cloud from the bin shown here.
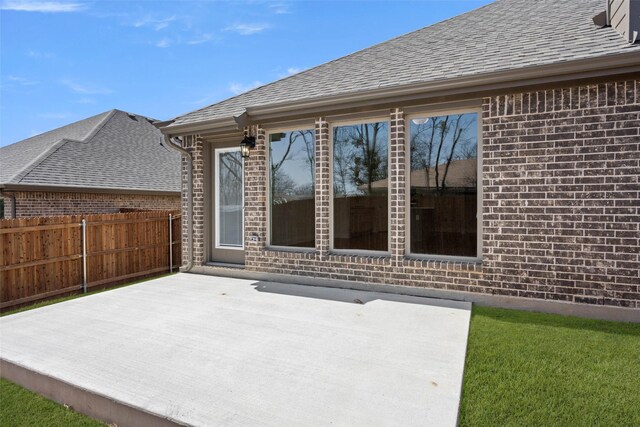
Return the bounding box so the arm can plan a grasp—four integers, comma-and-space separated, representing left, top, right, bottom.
269, 3, 291, 15
229, 81, 263, 95
26, 50, 55, 59
76, 97, 95, 104
187, 33, 214, 45
6, 75, 39, 86
224, 23, 269, 36
131, 15, 176, 31
277, 67, 305, 79
0, 1, 84, 12
155, 38, 172, 48
61, 79, 112, 95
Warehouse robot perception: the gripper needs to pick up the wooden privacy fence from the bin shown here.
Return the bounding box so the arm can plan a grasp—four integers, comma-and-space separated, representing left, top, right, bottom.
0, 210, 181, 310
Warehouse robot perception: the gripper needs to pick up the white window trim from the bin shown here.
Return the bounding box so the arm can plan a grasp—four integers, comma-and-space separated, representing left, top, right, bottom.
214, 146, 244, 251
328, 116, 392, 255
265, 126, 317, 251
405, 107, 483, 262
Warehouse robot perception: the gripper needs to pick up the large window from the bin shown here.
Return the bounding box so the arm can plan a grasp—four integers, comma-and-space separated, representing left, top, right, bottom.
409, 112, 479, 257
332, 121, 389, 252
269, 129, 315, 248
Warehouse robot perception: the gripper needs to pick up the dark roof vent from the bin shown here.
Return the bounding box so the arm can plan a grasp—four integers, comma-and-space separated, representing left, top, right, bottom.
593, 10, 608, 27
128, 113, 138, 121
601, 0, 640, 44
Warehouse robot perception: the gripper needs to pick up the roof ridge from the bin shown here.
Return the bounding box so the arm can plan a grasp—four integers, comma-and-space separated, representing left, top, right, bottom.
82, 109, 118, 143
2, 110, 113, 149
4, 110, 117, 184
11, 138, 78, 184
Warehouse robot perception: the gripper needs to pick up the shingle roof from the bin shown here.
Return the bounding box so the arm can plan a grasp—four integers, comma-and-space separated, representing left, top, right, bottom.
0, 110, 181, 193
169, 0, 638, 128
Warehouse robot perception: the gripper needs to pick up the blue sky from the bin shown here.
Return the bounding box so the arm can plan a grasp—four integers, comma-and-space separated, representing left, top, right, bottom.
0, 0, 492, 147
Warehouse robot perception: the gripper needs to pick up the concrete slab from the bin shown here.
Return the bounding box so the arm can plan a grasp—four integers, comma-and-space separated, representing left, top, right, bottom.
0, 273, 471, 426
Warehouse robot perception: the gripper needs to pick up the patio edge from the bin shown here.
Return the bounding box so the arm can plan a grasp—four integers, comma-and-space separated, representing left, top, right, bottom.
0, 359, 187, 427
192, 265, 640, 323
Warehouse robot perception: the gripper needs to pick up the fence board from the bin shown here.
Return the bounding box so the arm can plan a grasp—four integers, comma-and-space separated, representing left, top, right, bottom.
0, 210, 181, 310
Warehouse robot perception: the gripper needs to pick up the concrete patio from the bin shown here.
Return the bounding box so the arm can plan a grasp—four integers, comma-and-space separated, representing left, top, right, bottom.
0, 273, 471, 426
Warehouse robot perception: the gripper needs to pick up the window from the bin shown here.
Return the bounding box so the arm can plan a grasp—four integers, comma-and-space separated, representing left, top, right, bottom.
269, 129, 315, 248
216, 148, 243, 248
332, 121, 389, 252
409, 112, 479, 257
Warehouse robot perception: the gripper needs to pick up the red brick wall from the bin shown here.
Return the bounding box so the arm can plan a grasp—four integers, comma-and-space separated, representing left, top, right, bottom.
3, 191, 180, 218
183, 78, 639, 309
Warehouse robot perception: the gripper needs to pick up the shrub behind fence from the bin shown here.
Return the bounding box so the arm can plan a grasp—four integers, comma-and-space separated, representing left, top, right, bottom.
0, 210, 181, 310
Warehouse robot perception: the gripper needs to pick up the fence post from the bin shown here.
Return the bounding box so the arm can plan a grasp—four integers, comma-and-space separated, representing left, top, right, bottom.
169, 213, 173, 273
81, 219, 87, 293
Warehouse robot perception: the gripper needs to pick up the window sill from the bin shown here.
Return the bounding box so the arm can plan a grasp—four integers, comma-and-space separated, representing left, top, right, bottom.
265, 246, 316, 254
405, 253, 482, 265
329, 249, 391, 258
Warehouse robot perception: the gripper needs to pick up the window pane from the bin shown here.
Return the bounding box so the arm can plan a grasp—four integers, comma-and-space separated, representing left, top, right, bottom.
269, 129, 315, 247
218, 150, 243, 247
333, 122, 388, 251
409, 112, 478, 257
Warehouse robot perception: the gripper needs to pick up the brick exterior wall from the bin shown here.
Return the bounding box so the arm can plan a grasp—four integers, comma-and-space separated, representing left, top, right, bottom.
482, 80, 639, 307
181, 78, 639, 309
3, 196, 14, 219
315, 118, 330, 255
2, 190, 180, 218
180, 135, 206, 266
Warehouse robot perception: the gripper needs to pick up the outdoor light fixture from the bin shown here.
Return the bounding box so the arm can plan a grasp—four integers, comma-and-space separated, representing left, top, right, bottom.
240, 135, 256, 158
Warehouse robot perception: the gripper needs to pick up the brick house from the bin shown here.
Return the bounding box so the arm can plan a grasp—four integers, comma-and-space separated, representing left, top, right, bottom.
1, 109, 181, 218
157, 0, 640, 318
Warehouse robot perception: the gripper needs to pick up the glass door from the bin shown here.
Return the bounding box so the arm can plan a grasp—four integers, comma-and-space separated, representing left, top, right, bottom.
212, 147, 245, 264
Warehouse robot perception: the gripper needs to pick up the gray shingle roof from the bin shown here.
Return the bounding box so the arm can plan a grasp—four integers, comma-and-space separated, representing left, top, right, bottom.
169, 0, 638, 128
0, 110, 181, 193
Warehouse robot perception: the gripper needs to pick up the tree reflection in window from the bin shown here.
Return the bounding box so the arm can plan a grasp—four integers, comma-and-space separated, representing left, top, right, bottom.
218, 150, 243, 247
269, 130, 315, 247
333, 122, 388, 251
409, 113, 478, 257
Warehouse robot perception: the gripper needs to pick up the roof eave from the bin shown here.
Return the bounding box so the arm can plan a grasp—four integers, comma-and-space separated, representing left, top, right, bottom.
161, 50, 640, 135
158, 115, 245, 136
248, 51, 640, 120
0, 183, 180, 196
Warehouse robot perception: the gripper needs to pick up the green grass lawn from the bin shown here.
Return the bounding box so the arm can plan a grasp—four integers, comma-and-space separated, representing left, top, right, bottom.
1, 293, 638, 426
0, 378, 104, 427
459, 306, 640, 426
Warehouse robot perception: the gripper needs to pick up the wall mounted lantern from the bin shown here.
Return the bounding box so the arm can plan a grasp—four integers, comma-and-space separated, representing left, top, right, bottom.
240, 135, 256, 158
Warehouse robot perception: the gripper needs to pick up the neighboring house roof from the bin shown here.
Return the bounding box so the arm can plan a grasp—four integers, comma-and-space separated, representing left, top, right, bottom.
166, 0, 638, 129
409, 158, 477, 189
0, 110, 181, 193
362, 159, 477, 191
